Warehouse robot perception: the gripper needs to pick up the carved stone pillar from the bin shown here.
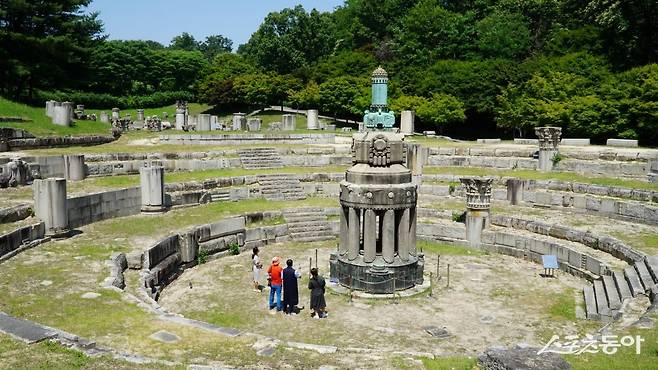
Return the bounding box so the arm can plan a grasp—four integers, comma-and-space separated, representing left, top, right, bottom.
460, 177, 493, 248
140, 165, 165, 213
339, 206, 348, 255
363, 209, 377, 263
397, 207, 410, 261
535, 126, 562, 171
382, 209, 395, 263
33, 178, 69, 237
348, 207, 360, 261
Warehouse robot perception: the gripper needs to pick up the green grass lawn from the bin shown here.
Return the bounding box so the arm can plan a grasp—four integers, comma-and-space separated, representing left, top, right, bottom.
425, 166, 658, 191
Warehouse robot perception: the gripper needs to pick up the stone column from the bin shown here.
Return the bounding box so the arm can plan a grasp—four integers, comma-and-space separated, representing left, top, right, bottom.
197, 114, 211, 131
535, 126, 562, 171
232, 113, 246, 131
506, 178, 525, 205
363, 209, 377, 263
382, 209, 395, 263
282, 114, 296, 131
358, 122, 365, 132
307, 110, 319, 130
397, 208, 410, 261
400, 110, 414, 135
210, 115, 218, 130
52, 103, 72, 126
406, 144, 427, 185
339, 206, 349, 255
45, 101, 55, 117
63, 102, 74, 120
33, 178, 69, 237
111, 108, 121, 120
348, 207, 360, 261
460, 177, 493, 248
409, 207, 417, 256
99, 111, 109, 123
64, 155, 85, 181
137, 109, 145, 121
140, 166, 165, 213
247, 118, 262, 131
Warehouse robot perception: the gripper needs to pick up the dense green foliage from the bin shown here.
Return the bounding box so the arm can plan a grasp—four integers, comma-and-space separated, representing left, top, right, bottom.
2, 0, 658, 144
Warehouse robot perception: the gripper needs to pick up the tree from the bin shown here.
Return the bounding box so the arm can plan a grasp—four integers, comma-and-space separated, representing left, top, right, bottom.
169, 32, 199, 51
289, 81, 321, 109
318, 76, 369, 118
197, 54, 258, 106
389, 95, 428, 113
199, 35, 233, 61
415, 93, 466, 129
475, 12, 531, 59
239, 5, 336, 74
393, 0, 475, 65
0, 0, 104, 98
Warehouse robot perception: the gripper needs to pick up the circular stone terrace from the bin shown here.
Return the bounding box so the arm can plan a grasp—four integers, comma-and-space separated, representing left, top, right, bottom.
0, 122, 657, 369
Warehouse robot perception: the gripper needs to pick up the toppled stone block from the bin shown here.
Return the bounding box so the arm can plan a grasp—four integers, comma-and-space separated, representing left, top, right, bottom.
478, 347, 571, 370
606, 138, 638, 147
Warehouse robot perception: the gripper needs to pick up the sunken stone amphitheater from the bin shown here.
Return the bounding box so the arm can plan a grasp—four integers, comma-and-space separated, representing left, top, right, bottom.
0, 71, 657, 370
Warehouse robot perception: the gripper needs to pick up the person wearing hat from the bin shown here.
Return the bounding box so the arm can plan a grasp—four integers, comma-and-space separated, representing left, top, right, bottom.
267, 256, 284, 312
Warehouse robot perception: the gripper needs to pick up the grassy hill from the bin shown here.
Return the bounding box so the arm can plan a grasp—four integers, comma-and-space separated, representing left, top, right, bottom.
0, 98, 211, 137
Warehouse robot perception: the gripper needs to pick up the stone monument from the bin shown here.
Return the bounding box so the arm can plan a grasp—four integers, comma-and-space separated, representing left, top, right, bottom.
175, 101, 187, 130
535, 126, 562, 171
247, 118, 262, 131
33, 178, 69, 237
232, 113, 247, 131
363, 66, 395, 130
282, 114, 296, 131
400, 110, 414, 135
330, 67, 423, 294
459, 177, 493, 247
140, 166, 165, 213
307, 110, 319, 130
197, 114, 211, 131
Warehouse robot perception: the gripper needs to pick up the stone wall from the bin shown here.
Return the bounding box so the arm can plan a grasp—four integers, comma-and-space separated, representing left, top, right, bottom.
428, 147, 658, 162
0, 223, 46, 261
159, 133, 335, 145
0, 204, 32, 223
5, 135, 116, 151
67, 188, 142, 228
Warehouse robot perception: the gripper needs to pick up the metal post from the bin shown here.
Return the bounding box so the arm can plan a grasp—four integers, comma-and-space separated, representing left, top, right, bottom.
315, 249, 318, 269
309, 257, 312, 275
447, 264, 450, 288
437, 255, 440, 280
429, 272, 433, 297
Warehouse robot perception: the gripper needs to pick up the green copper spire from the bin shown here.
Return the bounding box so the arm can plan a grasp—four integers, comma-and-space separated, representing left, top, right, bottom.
364, 66, 395, 130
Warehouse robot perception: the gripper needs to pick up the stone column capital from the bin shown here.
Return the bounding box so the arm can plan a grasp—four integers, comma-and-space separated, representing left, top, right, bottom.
459, 176, 494, 210
535, 126, 562, 150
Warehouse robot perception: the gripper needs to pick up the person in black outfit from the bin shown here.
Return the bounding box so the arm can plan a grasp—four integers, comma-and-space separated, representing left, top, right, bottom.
282, 259, 301, 314
308, 267, 327, 318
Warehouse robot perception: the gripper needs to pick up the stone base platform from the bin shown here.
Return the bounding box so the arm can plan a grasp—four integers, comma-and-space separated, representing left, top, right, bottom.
326, 276, 431, 299
330, 253, 424, 294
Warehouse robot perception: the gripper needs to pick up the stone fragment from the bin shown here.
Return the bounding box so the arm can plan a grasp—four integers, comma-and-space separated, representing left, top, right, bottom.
81, 292, 100, 299
478, 347, 571, 370
149, 330, 180, 343
423, 326, 450, 339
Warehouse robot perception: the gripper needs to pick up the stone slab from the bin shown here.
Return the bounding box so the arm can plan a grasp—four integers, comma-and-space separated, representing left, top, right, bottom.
583, 285, 598, 320
476, 139, 501, 144
602, 275, 621, 310
513, 138, 538, 145
624, 267, 644, 297
287, 341, 338, 354
0, 312, 57, 344
561, 138, 590, 146
607, 138, 638, 147
593, 280, 610, 317
635, 261, 655, 290
149, 330, 180, 343
613, 271, 632, 301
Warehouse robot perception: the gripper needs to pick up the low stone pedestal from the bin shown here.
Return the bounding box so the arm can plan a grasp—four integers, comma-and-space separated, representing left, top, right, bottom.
64, 155, 85, 181
33, 178, 69, 237
460, 177, 493, 248
111, 108, 120, 120
52, 102, 72, 126
140, 166, 165, 213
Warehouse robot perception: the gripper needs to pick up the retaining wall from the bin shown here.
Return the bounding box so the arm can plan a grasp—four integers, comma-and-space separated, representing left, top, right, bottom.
0, 222, 46, 261
158, 133, 335, 145
67, 188, 141, 228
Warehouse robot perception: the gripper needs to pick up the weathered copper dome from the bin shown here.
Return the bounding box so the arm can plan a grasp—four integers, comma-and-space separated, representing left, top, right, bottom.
372, 66, 388, 78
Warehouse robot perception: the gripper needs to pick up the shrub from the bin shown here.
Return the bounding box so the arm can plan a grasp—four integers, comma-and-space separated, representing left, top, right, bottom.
31, 90, 194, 109
197, 249, 209, 265
229, 242, 240, 255
551, 152, 564, 166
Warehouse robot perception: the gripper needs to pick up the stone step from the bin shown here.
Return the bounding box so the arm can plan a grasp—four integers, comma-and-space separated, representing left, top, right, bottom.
635, 261, 655, 291
285, 216, 327, 223
624, 267, 644, 297
593, 279, 611, 317
290, 230, 334, 238
603, 275, 622, 310
289, 225, 332, 233
282, 208, 326, 214
263, 194, 307, 201
613, 271, 632, 301
258, 179, 301, 185
583, 284, 599, 320
260, 187, 305, 193
257, 174, 295, 179
291, 235, 336, 243
646, 256, 658, 283
287, 220, 329, 227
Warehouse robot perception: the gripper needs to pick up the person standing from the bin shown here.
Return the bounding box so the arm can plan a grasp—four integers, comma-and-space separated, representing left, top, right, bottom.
252, 247, 262, 292
308, 268, 327, 318
267, 256, 283, 312
282, 259, 301, 315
